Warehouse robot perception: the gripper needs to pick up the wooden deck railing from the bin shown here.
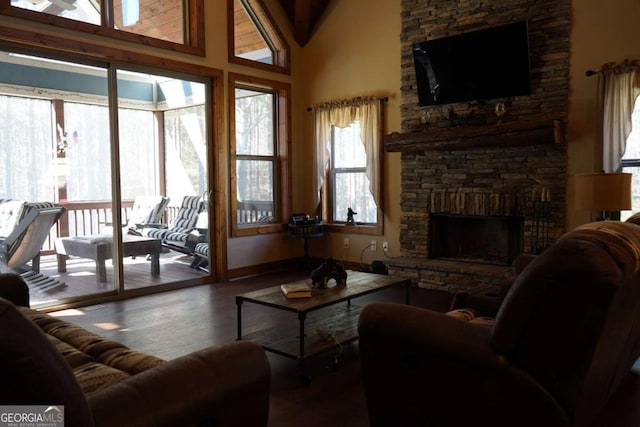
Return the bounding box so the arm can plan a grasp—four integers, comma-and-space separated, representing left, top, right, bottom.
41, 200, 270, 254
237, 200, 274, 224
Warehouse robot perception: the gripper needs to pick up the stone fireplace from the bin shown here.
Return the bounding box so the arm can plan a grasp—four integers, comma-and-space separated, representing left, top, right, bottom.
386, 0, 570, 292
386, 145, 566, 292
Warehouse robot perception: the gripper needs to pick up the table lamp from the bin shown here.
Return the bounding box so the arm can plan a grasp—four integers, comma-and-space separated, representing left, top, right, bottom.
574, 172, 632, 220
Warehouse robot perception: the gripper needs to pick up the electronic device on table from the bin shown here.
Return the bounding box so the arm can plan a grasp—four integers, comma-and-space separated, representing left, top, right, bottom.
288, 213, 321, 226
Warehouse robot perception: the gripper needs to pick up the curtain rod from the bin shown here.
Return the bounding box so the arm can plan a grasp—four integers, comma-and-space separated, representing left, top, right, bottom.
306, 96, 388, 112
586, 59, 640, 77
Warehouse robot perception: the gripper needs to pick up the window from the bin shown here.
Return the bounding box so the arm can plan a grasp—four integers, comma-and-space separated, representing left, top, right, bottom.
312, 97, 384, 234
330, 123, 378, 224
228, 0, 290, 74
621, 96, 640, 219
2, 0, 205, 55
229, 73, 290, 236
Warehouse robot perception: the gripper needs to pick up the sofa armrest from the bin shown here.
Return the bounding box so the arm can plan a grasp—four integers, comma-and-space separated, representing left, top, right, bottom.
358, 303, 569, 427
0, 273, 30, 307
88, 341, 270, 427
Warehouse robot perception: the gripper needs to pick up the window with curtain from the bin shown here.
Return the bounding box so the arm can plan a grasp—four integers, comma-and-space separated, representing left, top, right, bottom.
599, 60, 640, 219
330, 122, 377, 224
312, 97, 384, 234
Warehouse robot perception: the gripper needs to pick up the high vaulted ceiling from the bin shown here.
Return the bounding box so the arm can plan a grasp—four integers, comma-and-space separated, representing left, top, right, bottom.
276, 0, 331, 46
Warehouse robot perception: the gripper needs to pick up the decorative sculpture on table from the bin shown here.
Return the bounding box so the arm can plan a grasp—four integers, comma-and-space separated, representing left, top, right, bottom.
311, 257, 348, 289
346, 207, 357, 226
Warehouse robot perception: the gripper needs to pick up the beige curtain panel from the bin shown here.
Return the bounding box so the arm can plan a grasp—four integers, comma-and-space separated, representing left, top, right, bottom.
310, 96, 382, 209
597, 59, 640, 172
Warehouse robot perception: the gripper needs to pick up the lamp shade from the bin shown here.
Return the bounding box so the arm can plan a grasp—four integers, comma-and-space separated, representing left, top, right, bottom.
574, 172, 632, 211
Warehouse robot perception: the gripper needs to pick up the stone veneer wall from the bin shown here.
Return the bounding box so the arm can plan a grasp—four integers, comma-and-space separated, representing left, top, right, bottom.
391, 0, 571, 291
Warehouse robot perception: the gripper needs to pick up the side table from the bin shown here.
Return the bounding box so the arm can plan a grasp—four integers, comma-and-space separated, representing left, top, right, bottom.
288, 220, 323, 268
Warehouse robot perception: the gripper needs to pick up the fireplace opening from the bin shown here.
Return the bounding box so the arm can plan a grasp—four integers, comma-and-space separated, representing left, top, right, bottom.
430, 214, 524, 265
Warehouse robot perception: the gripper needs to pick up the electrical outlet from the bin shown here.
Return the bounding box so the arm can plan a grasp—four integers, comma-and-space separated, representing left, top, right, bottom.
382, 241, 389, 252
343, 238, 349, 248
371, 240, 377, 251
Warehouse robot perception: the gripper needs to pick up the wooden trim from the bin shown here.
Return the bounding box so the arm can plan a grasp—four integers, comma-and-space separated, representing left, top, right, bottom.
210, 74, 228, 281
323, 224, 381, 236
384, 119, 565, 152
188, 0, 205, 51
228, 72, 292, 237
0, 0, 206, 57
0, 25, 218, 77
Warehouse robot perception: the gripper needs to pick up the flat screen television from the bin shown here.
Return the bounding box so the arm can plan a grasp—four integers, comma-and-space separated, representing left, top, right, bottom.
412, 21, 532, 106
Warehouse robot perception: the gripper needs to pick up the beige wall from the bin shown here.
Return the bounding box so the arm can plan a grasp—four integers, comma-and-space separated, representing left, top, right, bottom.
568, 0, 640, 228
300, 0, 402, 264
302, 0, 640, 265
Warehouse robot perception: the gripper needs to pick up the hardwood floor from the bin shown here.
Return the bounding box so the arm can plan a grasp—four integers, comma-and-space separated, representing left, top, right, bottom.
49, 271, 453, 426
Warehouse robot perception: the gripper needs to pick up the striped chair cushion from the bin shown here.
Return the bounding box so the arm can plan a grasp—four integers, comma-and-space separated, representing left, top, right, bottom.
194, 242, 209, 258
143, 227, 168, 240
164, 230, 190, 244
142, 195, 203, 244
171, 195, 203, 231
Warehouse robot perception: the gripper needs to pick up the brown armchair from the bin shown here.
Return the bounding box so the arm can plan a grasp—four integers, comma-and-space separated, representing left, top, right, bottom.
358, 221, 640, 427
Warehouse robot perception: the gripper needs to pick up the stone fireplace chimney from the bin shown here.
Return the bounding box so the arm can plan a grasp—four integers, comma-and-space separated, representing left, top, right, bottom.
387, 0, 570, 293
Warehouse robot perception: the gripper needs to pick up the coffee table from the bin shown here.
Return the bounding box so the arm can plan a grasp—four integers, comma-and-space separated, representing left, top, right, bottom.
56, 235, 162, 283
235, 270, 410, 384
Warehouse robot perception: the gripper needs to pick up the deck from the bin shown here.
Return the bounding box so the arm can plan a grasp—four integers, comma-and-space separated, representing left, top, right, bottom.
28, 250, 208, 306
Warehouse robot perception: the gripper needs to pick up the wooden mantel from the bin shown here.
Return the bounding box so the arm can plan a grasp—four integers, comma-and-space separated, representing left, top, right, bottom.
384, 119, 564, 152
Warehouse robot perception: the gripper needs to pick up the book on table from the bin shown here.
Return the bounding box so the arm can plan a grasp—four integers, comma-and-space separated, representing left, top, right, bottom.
281, 280, 313, 298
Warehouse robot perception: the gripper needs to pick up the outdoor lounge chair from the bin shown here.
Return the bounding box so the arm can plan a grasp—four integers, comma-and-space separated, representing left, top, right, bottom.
102, 195, 170, 236
0, 202, 66, 293
141, 195, 205, 254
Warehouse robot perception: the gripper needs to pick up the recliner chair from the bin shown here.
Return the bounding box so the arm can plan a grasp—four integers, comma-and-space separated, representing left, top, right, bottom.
141, 195, 205, 254
0, 201, 66, 293
101, 195, 169, 236
358, 220, 640, 427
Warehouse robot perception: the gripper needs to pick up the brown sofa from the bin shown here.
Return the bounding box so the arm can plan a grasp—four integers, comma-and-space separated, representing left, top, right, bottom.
358, 220, 640, 427
0, 273, 270, 427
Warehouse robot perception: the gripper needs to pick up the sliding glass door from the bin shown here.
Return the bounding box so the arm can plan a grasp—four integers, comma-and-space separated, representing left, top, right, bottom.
0, 48, 213, 307
116, 69, 209, 291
